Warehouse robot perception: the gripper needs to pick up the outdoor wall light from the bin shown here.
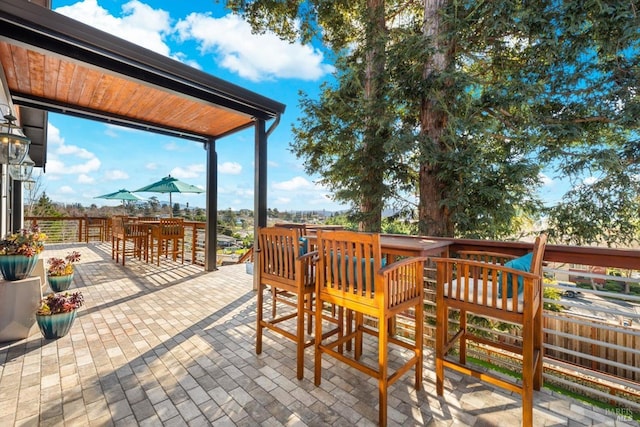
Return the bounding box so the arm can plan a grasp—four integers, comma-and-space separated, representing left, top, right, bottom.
24, 179, 35, 191
9, 152, 35, 181
0, 106, 31, 165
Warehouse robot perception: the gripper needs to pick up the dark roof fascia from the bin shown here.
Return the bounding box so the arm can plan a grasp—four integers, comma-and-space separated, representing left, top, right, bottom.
0, 0, 286, 122
19, 105, 47, 168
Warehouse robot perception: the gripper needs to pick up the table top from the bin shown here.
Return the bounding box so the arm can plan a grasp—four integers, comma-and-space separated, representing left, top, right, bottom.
378, 234, 452, 257
305, 232, 451, 258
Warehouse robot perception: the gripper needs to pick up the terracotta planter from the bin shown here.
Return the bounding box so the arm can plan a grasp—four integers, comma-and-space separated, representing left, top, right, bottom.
47, 273, 74, 292
0, 254, 40, 281
35, 310, 77, 339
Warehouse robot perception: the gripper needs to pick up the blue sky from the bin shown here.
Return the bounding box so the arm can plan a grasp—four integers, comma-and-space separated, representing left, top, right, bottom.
39, 0, 561, 212
40, 0, 339, 212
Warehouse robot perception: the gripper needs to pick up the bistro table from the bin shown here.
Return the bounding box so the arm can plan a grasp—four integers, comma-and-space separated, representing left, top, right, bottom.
305, 232, 452, 259
378, 234, 451, 260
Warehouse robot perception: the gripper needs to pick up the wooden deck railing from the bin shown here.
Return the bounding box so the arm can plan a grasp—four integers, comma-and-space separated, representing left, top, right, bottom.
23, 218, 640, 413
26, 216, 209, 266
420, 237, 640, 413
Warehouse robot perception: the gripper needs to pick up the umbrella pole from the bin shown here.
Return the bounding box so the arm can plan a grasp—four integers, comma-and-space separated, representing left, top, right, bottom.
169, 192, 173, 217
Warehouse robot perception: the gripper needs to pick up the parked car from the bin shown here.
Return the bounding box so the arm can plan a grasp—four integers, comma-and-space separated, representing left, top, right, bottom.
557, 280, 581, 298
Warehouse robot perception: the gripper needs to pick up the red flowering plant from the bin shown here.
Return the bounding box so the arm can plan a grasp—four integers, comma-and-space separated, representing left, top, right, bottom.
0, 224, 47, 257
47, 251, 81, 276
36, 292, 84, 315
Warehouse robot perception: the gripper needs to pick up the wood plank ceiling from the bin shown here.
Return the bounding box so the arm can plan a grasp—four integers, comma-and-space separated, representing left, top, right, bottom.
0, 43, 255, 140
0, 0, 285, 145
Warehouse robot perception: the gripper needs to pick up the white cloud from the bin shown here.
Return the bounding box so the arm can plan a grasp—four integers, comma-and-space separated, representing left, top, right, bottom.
171, 164, 205, 179
175, 13, 333, 82
47, 124, 64, 146
219, 162, 242, 175
56, 0, 173, 57
539, 173, 553, 186
164, 141, 180, 151
105, 170, 130, 180
219, 186, 253, 198
59, 186, 75, 194
45, 123, 101, 175
268, 176, 339, 208
275, 197, 291, 205
583, 176, 598, 185
145, 162, 158, 170
77, 174, 95, 184
273, 176, 315, 191
57, 144, 95, 159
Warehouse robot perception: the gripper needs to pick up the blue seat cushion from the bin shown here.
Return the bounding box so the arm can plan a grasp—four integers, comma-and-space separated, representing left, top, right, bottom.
299, 237, 308, 256
498, 252, 533, 298
329, 252, 386, 291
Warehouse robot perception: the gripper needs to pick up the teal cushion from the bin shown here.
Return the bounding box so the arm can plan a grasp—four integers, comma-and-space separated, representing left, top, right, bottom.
498, 252, 533, 298
298, 237, 308, 256
328, 251, 386, 290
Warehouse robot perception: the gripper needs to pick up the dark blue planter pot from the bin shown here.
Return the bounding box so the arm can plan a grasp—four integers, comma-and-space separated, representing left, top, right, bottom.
0, 254, 40, 281
47, 274, 74, 292
36, 310, 77, 339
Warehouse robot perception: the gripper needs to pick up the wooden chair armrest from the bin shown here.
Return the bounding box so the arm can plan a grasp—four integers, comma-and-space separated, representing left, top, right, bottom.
298, 250, 318, 262
379, 256, 430, 275
456, 250, 519, 262
433, 257, 540, 280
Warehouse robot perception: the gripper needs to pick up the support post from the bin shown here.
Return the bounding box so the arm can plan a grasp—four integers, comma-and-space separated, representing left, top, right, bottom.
204, 139, 217, 271
254, 119, 267, 290
11, 179, 23, 232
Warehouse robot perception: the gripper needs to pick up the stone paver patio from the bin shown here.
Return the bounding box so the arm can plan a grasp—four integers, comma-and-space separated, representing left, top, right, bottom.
0, 243, 637, 426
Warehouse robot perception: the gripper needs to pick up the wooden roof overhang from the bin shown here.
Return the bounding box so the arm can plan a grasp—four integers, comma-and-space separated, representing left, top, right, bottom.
0, 0, 285, 271
0, 0, 285, 155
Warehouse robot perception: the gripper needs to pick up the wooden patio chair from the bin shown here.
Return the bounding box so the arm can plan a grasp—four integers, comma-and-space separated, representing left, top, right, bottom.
434, 234, 547, 427
255, 226, 317, 379
111, 217, 149, 265
84, 216, 106, 242
314, 230, 427, 427
150, 218, 185, 265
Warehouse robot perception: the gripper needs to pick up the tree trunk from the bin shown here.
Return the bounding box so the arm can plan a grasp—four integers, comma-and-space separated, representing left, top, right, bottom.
359, 0, 387, 232
418, 0, 452, 237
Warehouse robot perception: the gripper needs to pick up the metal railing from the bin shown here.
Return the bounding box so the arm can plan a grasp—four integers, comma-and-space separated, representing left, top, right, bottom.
26, 216, 208, 266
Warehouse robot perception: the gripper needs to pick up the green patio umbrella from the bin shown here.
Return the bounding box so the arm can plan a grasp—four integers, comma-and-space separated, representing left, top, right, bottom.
133, 175, 204, 215
95, 188, 146, 206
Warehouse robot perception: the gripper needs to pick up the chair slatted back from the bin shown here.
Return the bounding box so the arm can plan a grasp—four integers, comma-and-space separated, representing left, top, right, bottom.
158, 218, 184, 238
316, 230, 383, 315
111, 216, 125, 238
258, 226, 303, 287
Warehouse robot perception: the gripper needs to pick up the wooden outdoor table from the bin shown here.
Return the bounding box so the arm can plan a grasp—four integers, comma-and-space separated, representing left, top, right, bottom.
378, 234, 452, 260
305, 233, 452, 260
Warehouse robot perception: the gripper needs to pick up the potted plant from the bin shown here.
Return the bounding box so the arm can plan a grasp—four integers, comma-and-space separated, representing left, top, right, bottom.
47, 251, 81, 292
35, 291, 84, 339
0, 224, 47, 281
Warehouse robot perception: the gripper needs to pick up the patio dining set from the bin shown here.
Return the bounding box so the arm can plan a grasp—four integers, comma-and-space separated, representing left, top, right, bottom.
255, 224, 547, 427
110, 216, 186, 267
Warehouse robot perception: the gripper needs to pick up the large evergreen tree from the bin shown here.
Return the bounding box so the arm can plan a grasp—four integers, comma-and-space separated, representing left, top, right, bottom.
228, 1, 640, 244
